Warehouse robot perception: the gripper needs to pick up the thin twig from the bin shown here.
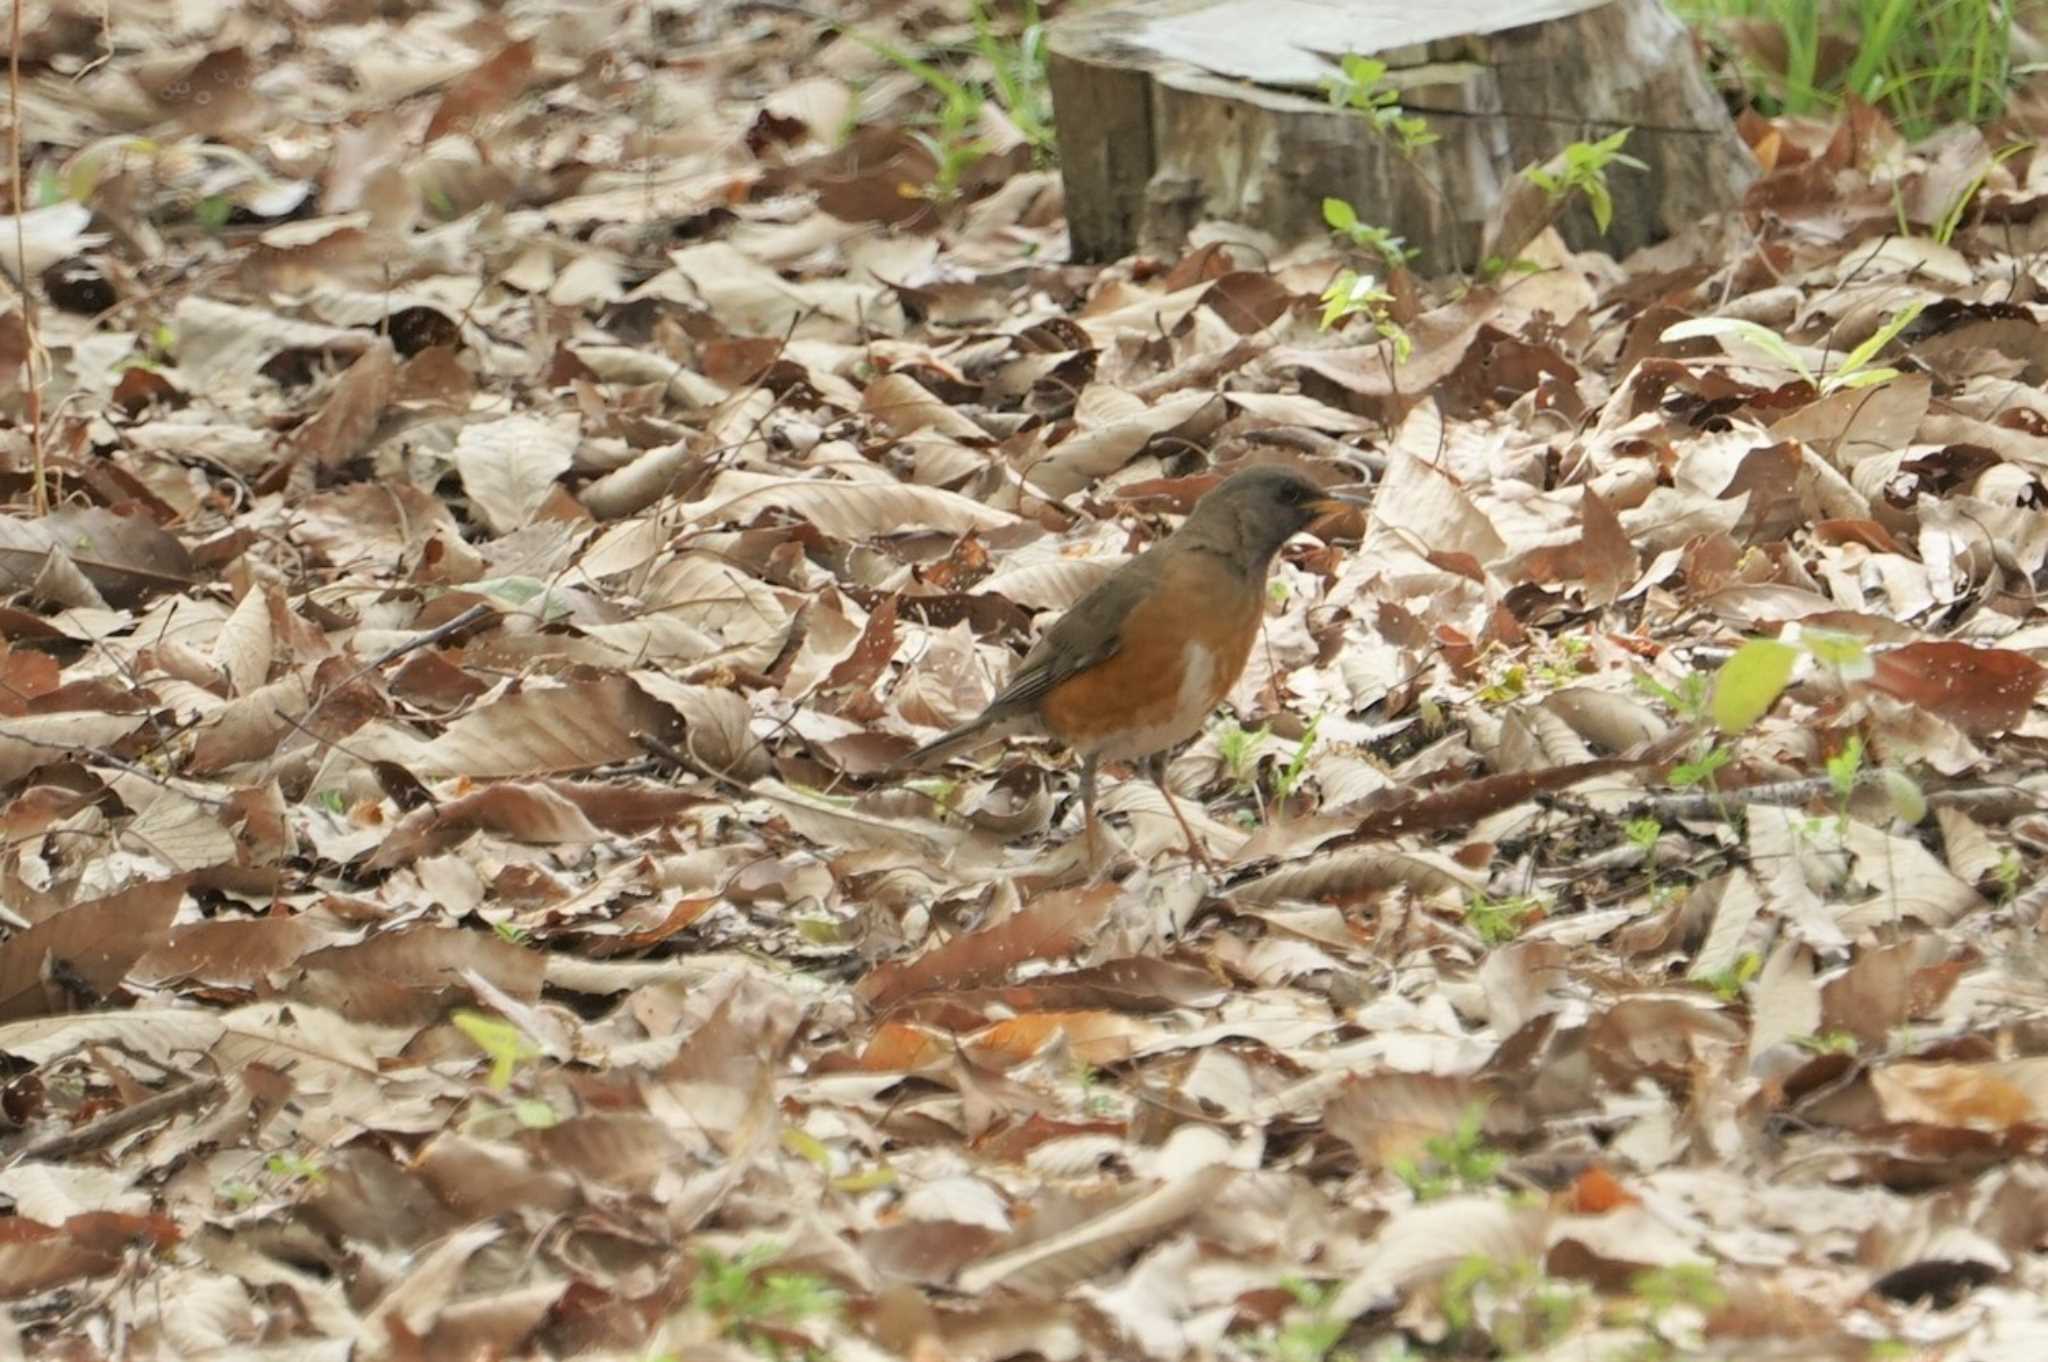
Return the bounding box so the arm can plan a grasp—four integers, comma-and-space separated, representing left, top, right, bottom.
10, 0, 49, 515
9, 1077, 223, 1164
284, 602, 495, 734
1631, 774, 2048, 825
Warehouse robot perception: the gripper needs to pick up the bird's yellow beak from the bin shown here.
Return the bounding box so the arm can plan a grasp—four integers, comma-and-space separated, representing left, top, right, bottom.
1307, 488, 1371, 529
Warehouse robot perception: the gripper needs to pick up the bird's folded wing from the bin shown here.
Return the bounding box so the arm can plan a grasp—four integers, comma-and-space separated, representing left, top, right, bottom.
980, 557, 1152, 714
980, 636, 1117, 714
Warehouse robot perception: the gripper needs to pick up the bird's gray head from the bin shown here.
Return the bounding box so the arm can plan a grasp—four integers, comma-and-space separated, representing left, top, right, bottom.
1179, 465, 1365, 571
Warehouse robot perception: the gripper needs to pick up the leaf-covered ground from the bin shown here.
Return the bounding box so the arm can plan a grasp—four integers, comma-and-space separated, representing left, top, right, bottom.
6, 2, 2048, 1359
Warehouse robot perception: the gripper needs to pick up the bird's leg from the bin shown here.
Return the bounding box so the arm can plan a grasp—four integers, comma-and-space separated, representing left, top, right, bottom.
1080, 752, 1101, 868
1147, 751, 1217, 872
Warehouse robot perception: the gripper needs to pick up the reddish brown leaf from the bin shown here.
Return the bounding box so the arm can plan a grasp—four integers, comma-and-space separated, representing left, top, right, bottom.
1867, 643, 2046, 733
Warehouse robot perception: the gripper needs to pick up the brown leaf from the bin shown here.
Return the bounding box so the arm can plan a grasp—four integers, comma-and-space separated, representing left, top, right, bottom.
291, 339, 399, 470
859, 883, 1122, 1009
1871, 1062, 2036, 1133
1866, 643, 2046, 733
425, 40, 537, 142
0, 878, 185, 1022
139, 46, 258, 135
365, 783, 607, 870
31, 507, 192, 605
396, 675, 683, 778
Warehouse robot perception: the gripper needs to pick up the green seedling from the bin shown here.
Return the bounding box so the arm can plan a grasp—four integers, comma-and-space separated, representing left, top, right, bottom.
265, 1151, 325, 1185
453, 1008, 544, 1091
970, 0, 1054, 162
217, 1181, 260, 1208
846, 32, 989, 199
1826, 732, 1866, 824
1705, 629, 1923, 815
1248, 1279, 1352, 1362
1631, 1262, 1724, 1314
113, 323, 178, 374
1318, 269, 1413, 360
1217, 717, 1272, 795
1929, 140, 2030, 245
1614, 1262, 1724, 1357
691, 1243, 843, 1360
845, 0, 1057, 200
1465, 892, 1544, 947
1626, 815, 1664, 899
1322, 53, 1438, 154
1272, 711, 1325, 804
1668, 743, 1731, 789
1635, 669, 1710, 722
913, 82, 991, 202
1390, 1104, 1505, 1200
1530, 634, 1592, 688
1441, 1254, 1581, 1353
1993, 850, 2023, 905
1475, 661, 1527, 705
1695, 949, 1761, 1001
904, 774, 961, 816
1522, 128, 1646, 233
1323, 197, 1417, 269
1661, 301, 1926, 396
194, 193, 234, 231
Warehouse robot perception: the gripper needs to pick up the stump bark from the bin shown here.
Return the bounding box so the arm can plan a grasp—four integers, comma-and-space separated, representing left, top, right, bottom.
1047, 0, 1757, 274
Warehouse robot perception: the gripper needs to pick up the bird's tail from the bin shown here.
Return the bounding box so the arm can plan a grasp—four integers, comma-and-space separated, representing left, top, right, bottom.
893, 715, 1019, 773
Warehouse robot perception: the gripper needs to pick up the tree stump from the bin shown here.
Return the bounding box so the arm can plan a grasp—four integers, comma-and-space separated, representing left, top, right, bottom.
1046, 0, 1757, 274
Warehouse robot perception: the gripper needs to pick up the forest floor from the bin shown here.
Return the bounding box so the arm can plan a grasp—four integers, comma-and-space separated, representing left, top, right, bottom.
6, 2, 2048, 1359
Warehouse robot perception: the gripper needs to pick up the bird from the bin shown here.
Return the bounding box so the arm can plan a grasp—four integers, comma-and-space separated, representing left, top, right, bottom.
897, 464, 1367, 868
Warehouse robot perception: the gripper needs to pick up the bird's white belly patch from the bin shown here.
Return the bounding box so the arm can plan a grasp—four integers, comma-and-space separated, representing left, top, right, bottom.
1090, 642, 1219, 761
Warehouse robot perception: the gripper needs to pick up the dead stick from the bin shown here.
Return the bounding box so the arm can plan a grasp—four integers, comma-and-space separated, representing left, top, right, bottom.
9, 1077, 223, 1164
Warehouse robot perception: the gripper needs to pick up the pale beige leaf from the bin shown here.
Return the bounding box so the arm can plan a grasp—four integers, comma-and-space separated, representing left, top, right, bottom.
453, 415, 579, 534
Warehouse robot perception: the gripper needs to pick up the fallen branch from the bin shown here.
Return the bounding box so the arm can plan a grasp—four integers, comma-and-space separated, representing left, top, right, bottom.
9, 1077, 223, 1164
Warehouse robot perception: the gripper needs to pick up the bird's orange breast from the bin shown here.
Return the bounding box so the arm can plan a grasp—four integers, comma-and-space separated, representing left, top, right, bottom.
1038, 552, 1264, 762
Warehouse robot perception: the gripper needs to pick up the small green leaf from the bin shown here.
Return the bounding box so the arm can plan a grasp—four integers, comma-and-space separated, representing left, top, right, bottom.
1799, 628, 1873, 679
1585, 179, 1613, 232
452, 1009, 543, 1091
194, 194, 233, 231
1659, 318, 1812, 382
1827, 365, 1901, 392
781, 1127, 834, 1170
832, 1165, 898, 1192
796, 916, 845, 944
1712, 638, 1800, 734
1669, 743, 1731, 788
1834, 300, 1926, 378
1826, 734, 1864, 801
1882, 769, 1928, 824
1322, 197, 1358, 231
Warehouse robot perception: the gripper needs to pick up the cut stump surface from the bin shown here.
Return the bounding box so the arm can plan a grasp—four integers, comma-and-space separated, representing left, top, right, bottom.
1047, 0, 1758, 273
